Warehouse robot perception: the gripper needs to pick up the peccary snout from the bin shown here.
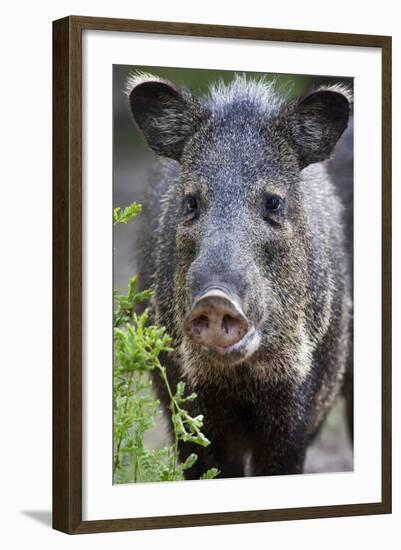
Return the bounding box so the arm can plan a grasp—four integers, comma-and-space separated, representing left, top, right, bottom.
184, 289, 249, 352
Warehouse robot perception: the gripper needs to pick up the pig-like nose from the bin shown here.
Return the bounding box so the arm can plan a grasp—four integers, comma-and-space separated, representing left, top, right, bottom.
184, 290, 249, 351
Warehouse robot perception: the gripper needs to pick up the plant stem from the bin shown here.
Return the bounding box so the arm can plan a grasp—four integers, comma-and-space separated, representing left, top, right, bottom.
156, 364, 180, 477
114, 371, 134, 473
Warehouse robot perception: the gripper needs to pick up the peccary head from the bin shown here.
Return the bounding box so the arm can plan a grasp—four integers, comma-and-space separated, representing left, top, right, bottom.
127, 73, 351, 372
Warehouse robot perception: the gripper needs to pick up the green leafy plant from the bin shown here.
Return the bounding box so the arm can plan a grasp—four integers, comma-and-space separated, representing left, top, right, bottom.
113, 202, 142, 225
113, 203, 219, 483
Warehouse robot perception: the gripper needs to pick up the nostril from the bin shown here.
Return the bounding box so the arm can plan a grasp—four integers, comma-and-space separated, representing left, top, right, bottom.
191, 314, 209, 337
222, 315, 237, 335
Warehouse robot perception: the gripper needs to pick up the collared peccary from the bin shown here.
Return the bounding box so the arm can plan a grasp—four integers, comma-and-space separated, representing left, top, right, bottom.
126, 73, 353, 478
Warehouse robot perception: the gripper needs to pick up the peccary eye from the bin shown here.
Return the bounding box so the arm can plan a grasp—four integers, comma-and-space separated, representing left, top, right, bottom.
263, 194, 283, 216
183, 194, 198, 217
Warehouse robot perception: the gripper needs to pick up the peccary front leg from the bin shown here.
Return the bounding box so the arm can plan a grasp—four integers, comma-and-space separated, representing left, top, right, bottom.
248, 390, 311, 477
250, 427, 308, 476
180, 436, 246, 480
178, 401, 253, 480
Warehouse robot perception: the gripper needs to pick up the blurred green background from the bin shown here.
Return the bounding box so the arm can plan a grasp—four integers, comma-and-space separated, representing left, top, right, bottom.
113, 65, 353, 475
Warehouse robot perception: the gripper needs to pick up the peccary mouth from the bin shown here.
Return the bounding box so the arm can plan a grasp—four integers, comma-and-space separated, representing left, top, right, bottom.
212, 326, 261, 359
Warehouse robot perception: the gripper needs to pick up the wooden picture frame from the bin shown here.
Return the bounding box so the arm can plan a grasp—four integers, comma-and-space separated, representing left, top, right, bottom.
53, 15, 392, 534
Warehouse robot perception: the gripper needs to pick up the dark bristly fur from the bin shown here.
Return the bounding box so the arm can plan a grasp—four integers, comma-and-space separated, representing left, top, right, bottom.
127, 73, 353, 478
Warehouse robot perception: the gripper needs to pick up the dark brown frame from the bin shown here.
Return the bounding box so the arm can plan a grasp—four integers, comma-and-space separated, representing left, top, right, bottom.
53, 15, 392, 534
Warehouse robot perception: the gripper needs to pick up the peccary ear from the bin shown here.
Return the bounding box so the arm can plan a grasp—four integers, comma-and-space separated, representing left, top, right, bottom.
126, 74, 203, 161
285, 87, 351, 169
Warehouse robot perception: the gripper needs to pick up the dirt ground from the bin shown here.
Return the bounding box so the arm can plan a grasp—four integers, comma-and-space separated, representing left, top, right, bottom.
304, 397, 353, 473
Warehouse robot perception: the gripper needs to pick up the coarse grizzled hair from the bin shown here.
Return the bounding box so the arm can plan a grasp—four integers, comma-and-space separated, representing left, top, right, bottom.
125, 71, 353, 478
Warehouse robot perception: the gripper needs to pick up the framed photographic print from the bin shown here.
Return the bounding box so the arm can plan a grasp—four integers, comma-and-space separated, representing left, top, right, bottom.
53, 16, 392, 534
